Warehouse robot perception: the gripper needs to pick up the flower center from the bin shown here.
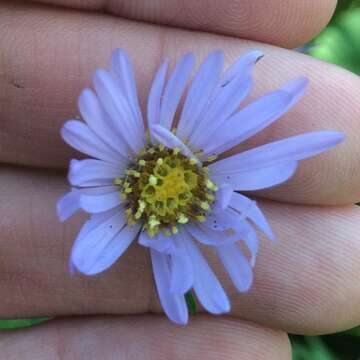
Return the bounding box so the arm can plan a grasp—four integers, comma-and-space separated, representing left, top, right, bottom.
116, 145, 217, 237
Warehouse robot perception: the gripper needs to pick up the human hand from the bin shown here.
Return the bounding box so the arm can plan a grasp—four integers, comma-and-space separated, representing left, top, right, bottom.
1, 1, 360, 358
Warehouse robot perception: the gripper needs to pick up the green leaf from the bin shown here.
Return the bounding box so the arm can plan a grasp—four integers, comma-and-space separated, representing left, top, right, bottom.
0, 318, 50, 330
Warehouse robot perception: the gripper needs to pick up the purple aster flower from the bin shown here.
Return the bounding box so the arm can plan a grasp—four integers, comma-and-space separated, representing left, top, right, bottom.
57, 49, 344, 325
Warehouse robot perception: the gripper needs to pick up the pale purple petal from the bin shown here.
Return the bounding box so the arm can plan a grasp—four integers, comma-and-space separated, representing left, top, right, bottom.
169, 252, 193, 294
220, 51, 263, 86
203, 89, 288, 156
61, 120, 124, 164
71, 208, 140, 275
78, 88, 130, 157
185, 224, 234, 246
169, 232, 194, 294
151, 125, 199, 161
176, 50, 224, 140
92, 69, 145, 152
189, 51, 263, 148
57, 190, 81, 222
147, 60, 169, 138
68, 159, 125, 187
202, 208, 245, 232
202, 206, 253, 234
203, 208, 259, 265
183, 235, 230, 314
204, 77, 309, 155
151, 249, 188, 325
109, 48, 144, 131
217, 243, 253, 292
69, 208, 119, 274
212, 183, 233, 213
79, 190, 122, 214
159, 53, 195, 130
241, 221, 260, 267
230, 192, 275, 241
211, 161, 298, 191
138, 230, 177, 254
78, 186, 119, 195
211, 131, 344, 173
185, 210, 250, 246
280, 76, 309, 109
82, 224, 141, 275
189, 76, 252, 148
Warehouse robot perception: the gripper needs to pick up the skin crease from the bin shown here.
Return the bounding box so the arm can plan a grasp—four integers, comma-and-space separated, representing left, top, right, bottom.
1, 1, 360, 359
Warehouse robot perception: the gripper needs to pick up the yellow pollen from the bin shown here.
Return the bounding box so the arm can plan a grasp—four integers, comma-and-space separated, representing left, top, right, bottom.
206, 193, 215, 201
206, 155, 218, 162
126, 169, 140, 177
119, 144, 217, 236
178, 214, 189, 224
200, 201, 210, 211
114, 177, 123, 186
148, 216, 161, 229
164, 229, 172, 237
206, 179, 218, 191
148, 175, 158, 185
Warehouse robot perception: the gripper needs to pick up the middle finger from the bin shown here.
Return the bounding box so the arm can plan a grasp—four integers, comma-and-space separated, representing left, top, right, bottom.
1, 2, 359, 205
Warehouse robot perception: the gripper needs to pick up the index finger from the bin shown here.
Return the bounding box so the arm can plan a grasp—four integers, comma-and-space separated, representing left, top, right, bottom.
31, 0, 337, 48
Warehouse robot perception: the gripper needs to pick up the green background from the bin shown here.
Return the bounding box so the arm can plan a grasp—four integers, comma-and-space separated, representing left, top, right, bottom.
1, 1, 360, 359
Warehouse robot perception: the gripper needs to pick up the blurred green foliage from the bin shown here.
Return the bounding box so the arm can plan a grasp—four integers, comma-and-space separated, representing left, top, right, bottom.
0, 1, 359, 360
308, 0, 360, 75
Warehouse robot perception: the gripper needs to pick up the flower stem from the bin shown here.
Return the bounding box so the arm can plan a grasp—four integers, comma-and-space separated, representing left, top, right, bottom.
185, 290, 197, 315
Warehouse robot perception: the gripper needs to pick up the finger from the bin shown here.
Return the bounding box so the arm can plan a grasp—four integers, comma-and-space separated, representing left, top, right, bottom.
0, 316, 291, 360
1, 167, 360, 335
32, 0, 336, 48
0, 2, 358, 206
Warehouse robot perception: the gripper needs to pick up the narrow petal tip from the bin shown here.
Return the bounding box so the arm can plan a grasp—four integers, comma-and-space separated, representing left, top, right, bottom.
320, 131, 346, 147
111, 47, 125, 58
243, 50, 264, 62
56, 190, 81, 222
284, 76, 309, 95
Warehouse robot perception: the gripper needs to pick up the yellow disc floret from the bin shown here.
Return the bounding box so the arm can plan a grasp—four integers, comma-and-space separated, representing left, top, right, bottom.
115, 145, 217, 237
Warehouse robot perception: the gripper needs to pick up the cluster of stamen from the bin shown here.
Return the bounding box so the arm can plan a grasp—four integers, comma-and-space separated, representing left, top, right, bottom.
115, 145, 218, 237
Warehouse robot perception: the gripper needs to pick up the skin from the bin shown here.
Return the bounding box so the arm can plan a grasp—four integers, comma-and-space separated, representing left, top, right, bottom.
0, 0, 359, 358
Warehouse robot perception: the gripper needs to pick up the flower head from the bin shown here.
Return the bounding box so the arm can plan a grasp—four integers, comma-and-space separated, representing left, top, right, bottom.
57, 49, 344, 325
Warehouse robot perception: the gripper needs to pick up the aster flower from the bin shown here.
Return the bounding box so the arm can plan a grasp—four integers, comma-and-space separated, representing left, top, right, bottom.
57, 49, 344, 325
